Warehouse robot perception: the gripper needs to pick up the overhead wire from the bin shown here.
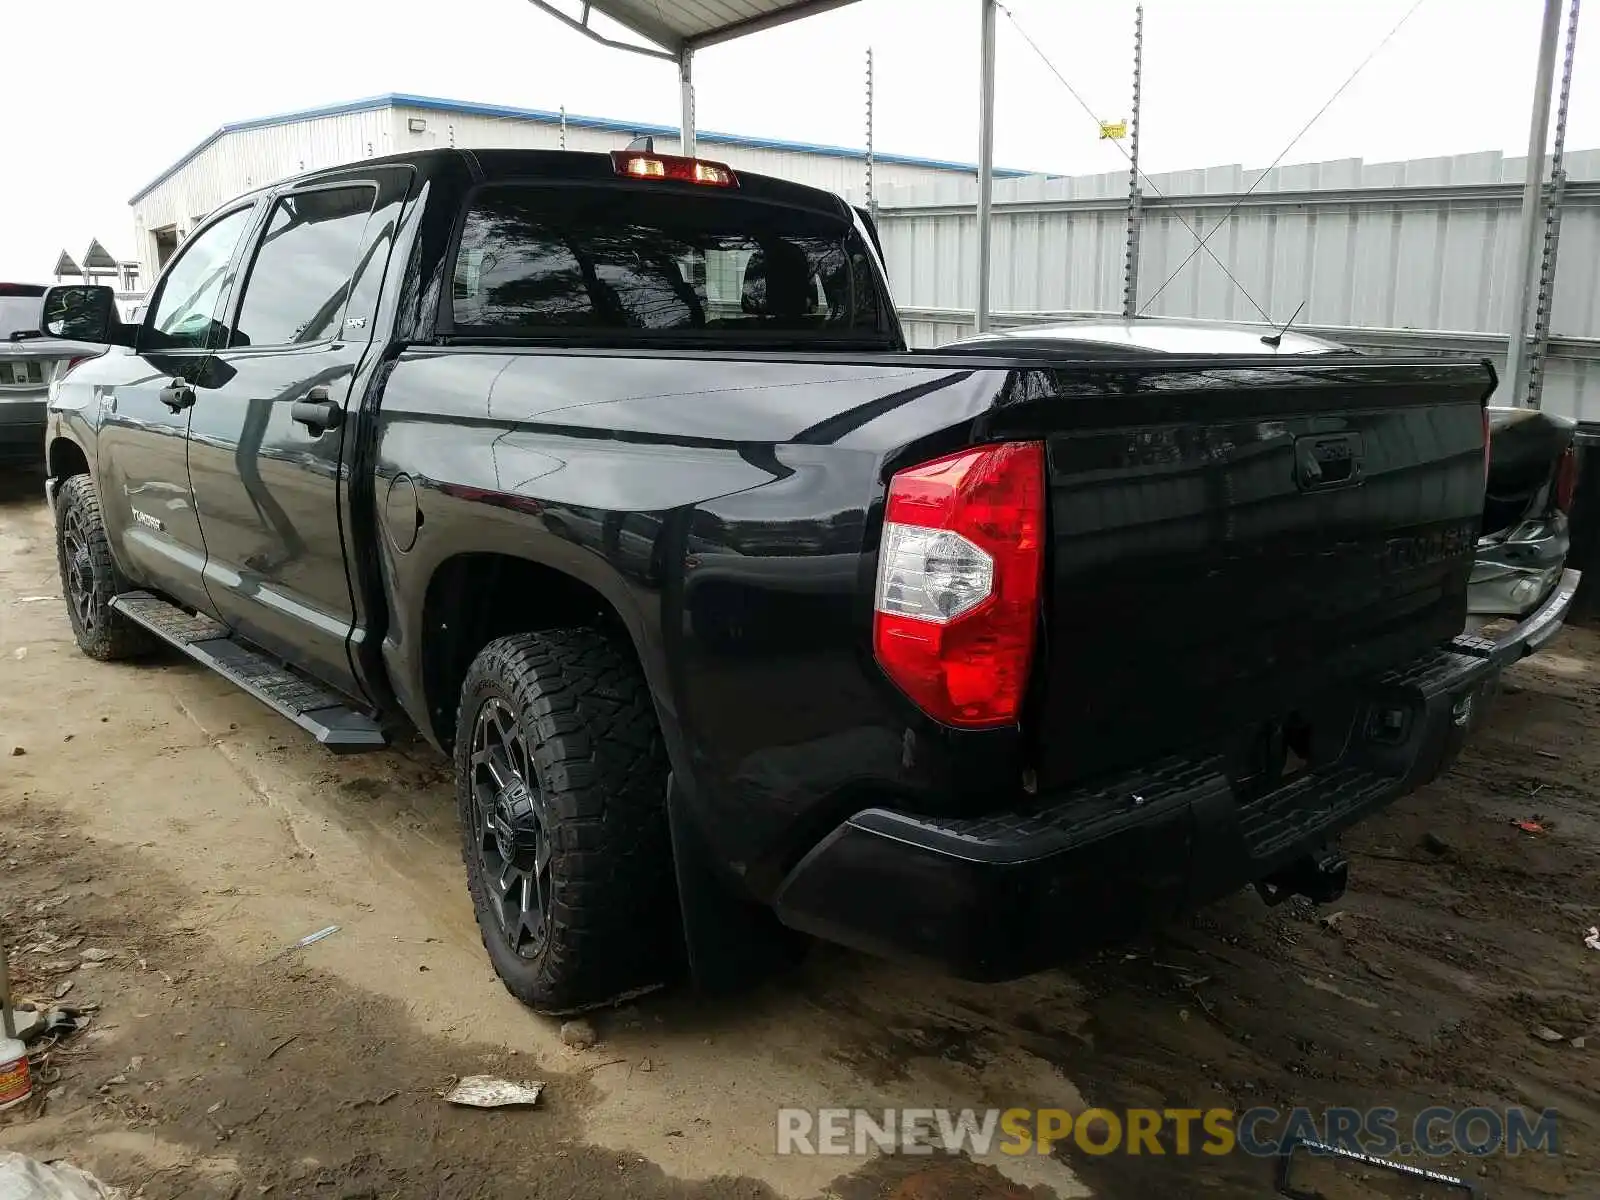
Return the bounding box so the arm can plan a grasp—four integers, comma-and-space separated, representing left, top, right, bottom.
1134, 0, 1429, 316
997, 0, 1272, 323
1001, 0, 1427, 323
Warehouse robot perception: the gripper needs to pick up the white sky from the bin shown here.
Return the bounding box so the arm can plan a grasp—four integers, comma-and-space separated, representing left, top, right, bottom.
4, 0, 1594, 281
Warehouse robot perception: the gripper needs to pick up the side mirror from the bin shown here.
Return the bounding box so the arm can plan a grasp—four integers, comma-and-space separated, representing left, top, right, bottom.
40, 284, 120, 344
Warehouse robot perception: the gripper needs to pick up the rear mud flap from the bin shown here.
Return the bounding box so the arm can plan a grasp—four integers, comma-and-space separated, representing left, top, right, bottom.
667, 774, 805, 994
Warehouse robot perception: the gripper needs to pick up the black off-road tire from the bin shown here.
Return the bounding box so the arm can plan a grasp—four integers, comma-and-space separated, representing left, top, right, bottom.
454, 629, 678, 1014
55, 475, 156, 662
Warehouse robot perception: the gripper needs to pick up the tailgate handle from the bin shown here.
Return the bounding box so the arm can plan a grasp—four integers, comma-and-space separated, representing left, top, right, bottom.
1295, 432, 1364, 491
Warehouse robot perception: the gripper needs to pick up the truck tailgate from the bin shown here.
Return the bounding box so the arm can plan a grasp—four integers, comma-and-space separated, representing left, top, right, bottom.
1021, 359, 1492, 789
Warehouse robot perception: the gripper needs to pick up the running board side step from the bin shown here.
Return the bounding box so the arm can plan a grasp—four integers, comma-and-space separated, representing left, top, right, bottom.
110, 591, 387, 754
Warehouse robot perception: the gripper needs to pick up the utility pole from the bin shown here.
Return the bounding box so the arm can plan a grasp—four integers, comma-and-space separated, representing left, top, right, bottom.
975, 0, 998, 332
1527, 0, 1582, 410
865, 47, 876, 216
1505, 0, 1567, 407
679, 48, 696, 157
1121, 3, 1145, 319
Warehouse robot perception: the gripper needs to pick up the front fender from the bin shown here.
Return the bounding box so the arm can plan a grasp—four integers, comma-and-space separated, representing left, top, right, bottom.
43, 407, 97, 511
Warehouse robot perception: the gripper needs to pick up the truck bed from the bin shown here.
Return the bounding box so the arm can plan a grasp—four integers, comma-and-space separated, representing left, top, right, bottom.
375, 344, 1493, 878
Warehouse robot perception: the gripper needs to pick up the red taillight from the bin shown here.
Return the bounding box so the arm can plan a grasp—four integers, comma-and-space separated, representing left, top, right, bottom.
609, 150, 737, 188
62, 356, 94, 377
873, 441, 1044, 728
1555, 444, 1579, 513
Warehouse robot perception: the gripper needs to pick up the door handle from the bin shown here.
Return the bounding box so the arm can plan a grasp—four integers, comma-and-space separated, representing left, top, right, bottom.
159, 378, 194, 411
291, 385, 343, 433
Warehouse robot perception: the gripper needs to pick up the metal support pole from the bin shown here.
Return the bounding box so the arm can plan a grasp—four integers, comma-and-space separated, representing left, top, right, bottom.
1528, 0, 1581, 410
975, 0, 998, 333
865, 47, 876, 216
1121, 3, 1145, 319
1505, 0, 1567, 406
559, 105, 567, 150
679, 50, 696, 158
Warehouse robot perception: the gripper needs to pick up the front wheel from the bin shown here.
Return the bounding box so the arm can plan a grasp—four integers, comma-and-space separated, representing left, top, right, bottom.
54, 475, 156, 662
454, 629, 678, 1013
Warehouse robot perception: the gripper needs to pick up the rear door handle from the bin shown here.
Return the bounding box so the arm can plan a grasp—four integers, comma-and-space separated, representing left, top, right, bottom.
159, 378, 194, 411
291, 385, 342, 433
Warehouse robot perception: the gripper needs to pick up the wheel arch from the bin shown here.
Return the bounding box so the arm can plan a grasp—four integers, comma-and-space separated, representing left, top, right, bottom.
48, 435, 91, 485
416, 550, 661, 751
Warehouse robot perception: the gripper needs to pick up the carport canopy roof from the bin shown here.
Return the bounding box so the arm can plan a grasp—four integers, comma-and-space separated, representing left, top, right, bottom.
528, 0, 865, 56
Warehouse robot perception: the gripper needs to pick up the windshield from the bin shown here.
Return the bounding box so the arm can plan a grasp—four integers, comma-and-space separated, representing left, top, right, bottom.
451, 185, 890, 344
0, 291, 45, 340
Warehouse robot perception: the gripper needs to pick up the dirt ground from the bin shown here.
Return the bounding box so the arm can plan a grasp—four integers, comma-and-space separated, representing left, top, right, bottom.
2, 464, 1598, 1200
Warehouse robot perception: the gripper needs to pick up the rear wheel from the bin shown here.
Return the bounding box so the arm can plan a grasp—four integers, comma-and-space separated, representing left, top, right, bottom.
55, 475, 155, 661
454, 629, 678, 1013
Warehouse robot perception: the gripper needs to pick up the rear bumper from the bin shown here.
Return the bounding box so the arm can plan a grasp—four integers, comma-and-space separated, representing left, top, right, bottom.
1457, 566, 1580, 664
772, 645, 1501, 981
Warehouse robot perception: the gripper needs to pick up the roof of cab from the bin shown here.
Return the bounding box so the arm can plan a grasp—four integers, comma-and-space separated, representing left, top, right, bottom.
231, 147, 855, 221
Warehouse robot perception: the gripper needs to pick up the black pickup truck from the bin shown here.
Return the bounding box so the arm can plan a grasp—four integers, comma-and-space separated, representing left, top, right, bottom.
40, 147, 1573, 1013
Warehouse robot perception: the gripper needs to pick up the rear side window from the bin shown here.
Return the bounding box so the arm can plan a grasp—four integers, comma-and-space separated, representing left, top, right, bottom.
451, 185, 888, 341
231, 185, 376, 348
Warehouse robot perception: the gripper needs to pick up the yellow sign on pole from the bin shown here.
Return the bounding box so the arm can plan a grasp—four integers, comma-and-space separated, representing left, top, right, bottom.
1099, 120, 1128, 141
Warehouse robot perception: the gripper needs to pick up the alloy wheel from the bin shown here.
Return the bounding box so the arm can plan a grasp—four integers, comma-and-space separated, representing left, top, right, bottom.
470, 698, 552, 958
62, 504, 97, 635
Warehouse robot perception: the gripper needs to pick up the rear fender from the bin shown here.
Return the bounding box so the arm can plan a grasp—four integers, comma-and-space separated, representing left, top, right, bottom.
382, 483, 674, 739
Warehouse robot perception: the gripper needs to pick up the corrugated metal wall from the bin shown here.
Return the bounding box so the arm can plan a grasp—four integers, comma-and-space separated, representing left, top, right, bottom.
880, 151, 1600, 420
132, 111, 399, 274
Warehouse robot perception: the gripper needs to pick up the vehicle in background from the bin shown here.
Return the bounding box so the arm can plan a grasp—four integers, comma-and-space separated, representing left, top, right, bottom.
1, 283, 111, 465
1472, 406, 1581, 650
956, 321, 1582, 660
41, 150, 1561, 1016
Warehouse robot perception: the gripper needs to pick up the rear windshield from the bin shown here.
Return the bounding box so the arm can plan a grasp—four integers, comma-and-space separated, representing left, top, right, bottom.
450, 184, 889, 344
0, 288, 44, 340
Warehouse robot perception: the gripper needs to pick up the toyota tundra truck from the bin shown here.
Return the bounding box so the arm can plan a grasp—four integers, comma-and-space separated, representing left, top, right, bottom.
39, 146, 1570, 1013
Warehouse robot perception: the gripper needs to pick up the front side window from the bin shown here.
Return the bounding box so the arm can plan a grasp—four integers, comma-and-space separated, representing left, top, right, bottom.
231, 186, 377, 348
146, 207, 256, 351
451, 185, 890, 342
